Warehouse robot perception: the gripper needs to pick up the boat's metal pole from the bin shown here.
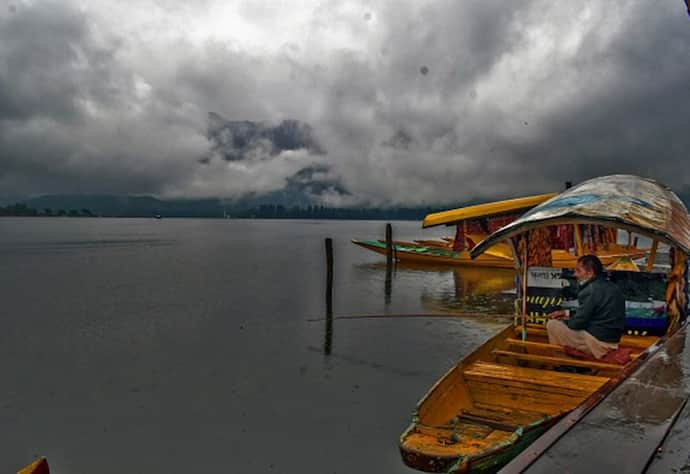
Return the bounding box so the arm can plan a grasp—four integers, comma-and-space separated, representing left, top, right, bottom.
521, 233, 529, 341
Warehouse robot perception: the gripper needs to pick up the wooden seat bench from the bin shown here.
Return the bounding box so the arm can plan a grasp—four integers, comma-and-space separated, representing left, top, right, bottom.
512, 325, 659, 350
463, 361, 609, 413
492, 349, 624, 371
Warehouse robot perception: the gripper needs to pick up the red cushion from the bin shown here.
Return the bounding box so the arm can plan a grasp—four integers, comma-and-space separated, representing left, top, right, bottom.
563, 346, 633, 365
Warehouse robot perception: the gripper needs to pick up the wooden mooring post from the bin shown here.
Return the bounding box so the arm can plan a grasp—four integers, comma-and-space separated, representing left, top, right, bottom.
324, 238, 334, 355
385, 223, 394, 304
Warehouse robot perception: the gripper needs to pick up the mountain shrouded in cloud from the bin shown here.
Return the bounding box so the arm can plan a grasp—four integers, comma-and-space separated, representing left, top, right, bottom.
1, 0, 689, 206
205, 112, 323, 162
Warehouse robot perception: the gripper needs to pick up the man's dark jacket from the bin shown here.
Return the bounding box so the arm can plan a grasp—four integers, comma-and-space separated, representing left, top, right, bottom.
567, 275, 626, 343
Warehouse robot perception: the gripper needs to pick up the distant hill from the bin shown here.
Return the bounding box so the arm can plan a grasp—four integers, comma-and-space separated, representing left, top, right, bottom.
17, 189, 690, 219
19, 194, 441, 220
23, 195, 224, 218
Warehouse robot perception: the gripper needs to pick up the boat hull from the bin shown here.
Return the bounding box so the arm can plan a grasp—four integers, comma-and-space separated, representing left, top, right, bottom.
353, 240, 646, 269
353, 240, 516, 268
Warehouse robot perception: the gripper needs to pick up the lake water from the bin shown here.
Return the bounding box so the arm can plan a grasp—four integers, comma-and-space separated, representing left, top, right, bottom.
0, 218, 516, 473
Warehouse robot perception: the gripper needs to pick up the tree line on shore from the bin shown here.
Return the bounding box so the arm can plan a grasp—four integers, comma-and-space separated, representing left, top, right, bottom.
0, 201, 437, 220
230, 204, 435, 220
0, 203, 95, 217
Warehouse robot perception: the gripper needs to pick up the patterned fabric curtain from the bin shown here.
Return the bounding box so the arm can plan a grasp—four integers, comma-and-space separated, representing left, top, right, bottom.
516, 229, 553, 267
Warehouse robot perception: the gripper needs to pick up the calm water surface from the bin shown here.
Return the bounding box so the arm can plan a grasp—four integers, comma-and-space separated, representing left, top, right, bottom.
0, 218, 516, 473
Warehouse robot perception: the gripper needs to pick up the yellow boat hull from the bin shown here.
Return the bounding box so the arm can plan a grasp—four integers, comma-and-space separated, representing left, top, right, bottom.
353, 240, 647, 270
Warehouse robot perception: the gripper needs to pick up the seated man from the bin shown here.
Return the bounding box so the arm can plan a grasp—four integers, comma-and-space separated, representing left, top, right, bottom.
546, 255, 626, 359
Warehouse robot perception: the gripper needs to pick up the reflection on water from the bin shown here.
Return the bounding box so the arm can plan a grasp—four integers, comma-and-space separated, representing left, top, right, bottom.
384, 261, 394, 305
0, 238, 176, 255
353, 261, 517, 316
420, 265, 517, 315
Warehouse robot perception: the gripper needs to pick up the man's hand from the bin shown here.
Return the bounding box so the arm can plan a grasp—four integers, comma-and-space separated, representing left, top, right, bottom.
547, 309, 569, 320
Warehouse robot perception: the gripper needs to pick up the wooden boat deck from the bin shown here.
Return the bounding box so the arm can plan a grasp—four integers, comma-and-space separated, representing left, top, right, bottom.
399, 324, 660, 473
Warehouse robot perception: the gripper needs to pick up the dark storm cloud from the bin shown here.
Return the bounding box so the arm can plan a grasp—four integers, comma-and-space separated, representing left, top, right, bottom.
317, 0, 690, 205
475, 1, 690, 195
206, 112, 322, 162
1, 0, 689, 204
0, 1, 208, 196
0, 6, 75, 116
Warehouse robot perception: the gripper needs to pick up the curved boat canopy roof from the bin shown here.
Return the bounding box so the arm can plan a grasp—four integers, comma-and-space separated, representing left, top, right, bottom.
422, 193, 557, 228
470, 175, 690, 258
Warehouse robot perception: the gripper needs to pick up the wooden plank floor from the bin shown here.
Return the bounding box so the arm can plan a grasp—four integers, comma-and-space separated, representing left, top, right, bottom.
464, 361, 609, 414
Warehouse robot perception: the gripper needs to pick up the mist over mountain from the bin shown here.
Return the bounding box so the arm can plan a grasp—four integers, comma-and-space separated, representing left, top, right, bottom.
204, 112, 323, 163
19, 165, 352, 217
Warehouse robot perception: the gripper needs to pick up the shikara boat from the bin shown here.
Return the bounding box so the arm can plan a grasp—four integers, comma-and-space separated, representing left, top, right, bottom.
399, 175, 690, 473
351, 239, 646, 269
353, 192, 648, 269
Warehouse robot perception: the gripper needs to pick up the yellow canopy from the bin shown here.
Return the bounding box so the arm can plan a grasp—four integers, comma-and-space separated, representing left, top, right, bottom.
422, 193, 557, 228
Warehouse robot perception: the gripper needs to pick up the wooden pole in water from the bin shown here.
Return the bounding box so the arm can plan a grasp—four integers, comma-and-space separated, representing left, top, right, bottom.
521, 233, 529, 341
385, 223, 394, 304
324, 238, 334, 355
385, 223, 393, 267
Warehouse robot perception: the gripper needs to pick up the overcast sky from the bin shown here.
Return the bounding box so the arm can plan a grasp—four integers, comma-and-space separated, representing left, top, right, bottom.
1, 0, 689, 206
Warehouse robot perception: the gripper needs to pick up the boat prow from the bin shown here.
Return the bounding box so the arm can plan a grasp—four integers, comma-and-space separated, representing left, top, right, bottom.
17, 458, 49, 474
